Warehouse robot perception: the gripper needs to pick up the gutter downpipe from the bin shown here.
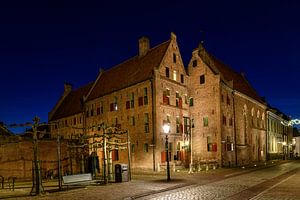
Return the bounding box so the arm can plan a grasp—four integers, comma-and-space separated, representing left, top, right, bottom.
232, 90, 238, 166
151, 77, 156, 171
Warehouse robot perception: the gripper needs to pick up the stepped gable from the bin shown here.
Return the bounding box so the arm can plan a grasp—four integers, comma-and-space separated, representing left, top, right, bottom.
51, 82, 93, 121
200, 46, 264, 104
87, 40, 171, 101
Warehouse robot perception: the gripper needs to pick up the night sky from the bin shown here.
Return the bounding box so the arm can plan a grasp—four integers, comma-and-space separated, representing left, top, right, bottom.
1, 1, 299, 133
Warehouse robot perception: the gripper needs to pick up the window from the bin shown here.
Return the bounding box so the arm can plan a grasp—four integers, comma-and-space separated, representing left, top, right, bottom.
176, 116, 180, 133
131, 144, 135, 154
97, 107, 100, 115
143, 87, 148, 105
223, 115, 227, 125
111, 96, 118, 111
185, 95, 188, 104
192, 60, 197, 67
229, 118, 233, 126
189, 97, 194, 106
207, 136, 212, 151
130, 116, 135, 126
200, 75, 205, 84
207, 136, 217, 152
144, 113, 149, 133
112, 149, 119, 161
184, 117, 190, 134
90, 104, 94, 116
203, 117, 208, 127
130, 92, 134, 108
163, 89, 170, 105
166, 115, 171, 123
166, 67, 170, 78
173, 70, 177, 81
180, 74, 184, 84
73, 117, 76, 125
226, 136, 234, 151
143, 143, 149, 153
173, 53, 176, 63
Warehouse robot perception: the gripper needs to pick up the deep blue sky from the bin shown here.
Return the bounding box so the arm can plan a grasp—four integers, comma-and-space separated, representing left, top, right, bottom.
1, 0, 299, 132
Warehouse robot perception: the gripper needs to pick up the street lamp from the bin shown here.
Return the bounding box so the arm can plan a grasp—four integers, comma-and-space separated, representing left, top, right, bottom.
163, 123, 171, 181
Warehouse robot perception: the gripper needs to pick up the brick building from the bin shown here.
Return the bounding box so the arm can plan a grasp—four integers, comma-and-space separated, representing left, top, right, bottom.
49, 33, 272, 172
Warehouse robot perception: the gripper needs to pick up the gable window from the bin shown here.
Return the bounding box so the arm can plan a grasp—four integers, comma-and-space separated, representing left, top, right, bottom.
144, 113, 149, 133
173, 70, 177, 81
203, 117, 208, 127
180, 74, 184, 84
166, 67, 170, 78
163, 89, 170, 105
173, 53, 176, 63
200, 75, 205, 84
192, 60, 197, 67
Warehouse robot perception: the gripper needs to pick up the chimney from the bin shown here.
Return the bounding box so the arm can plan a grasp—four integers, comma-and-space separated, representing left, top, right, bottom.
139, 37, 150, 56
64, 83, 72, 94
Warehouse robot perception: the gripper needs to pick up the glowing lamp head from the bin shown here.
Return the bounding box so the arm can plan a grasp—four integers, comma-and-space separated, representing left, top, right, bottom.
163, 123, 170, 134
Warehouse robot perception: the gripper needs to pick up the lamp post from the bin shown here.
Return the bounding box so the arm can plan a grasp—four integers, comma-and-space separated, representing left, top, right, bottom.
163, 123, 170, 181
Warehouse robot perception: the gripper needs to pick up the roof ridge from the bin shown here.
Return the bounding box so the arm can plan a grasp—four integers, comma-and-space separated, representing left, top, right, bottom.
103, 39, 171, 74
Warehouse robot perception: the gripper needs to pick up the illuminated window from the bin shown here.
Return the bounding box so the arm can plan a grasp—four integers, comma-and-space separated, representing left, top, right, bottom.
173, 70, 177, 81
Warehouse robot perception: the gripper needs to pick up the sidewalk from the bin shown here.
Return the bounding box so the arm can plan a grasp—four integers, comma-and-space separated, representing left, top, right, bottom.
0, 160, 287, 200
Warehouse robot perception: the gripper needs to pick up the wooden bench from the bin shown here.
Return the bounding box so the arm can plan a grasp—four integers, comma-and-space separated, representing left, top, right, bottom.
62, 173, 95, 186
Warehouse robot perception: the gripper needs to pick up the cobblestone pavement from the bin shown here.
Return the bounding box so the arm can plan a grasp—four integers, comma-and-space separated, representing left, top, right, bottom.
139, 161, 300, 200
1, 161, 299, 200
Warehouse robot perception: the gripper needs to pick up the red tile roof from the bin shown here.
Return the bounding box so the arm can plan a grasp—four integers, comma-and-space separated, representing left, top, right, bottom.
50, 82, 94, 121
87, 40, 171, 101
199, 46, 265, 104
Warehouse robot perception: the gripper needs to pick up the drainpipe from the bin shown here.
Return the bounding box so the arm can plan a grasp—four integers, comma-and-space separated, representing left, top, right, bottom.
232, 91, 238, 166
150, 78, 156, 171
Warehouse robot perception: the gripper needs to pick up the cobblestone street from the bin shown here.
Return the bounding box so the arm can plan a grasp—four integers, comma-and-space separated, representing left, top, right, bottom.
1, 161, 299, 200
140, 161, 300, 200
